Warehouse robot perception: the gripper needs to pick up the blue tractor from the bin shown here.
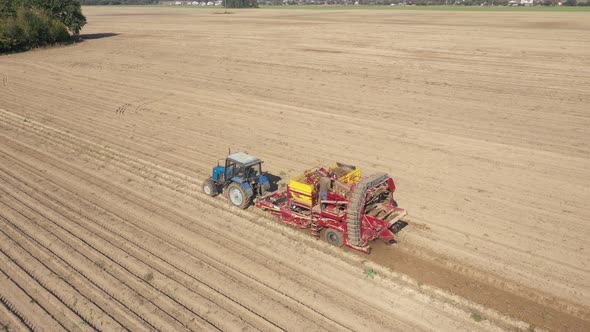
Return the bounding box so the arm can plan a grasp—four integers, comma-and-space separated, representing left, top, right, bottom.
202, 152, 271, 209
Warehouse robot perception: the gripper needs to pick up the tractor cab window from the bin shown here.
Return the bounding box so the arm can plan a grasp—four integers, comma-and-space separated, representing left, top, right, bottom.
245, 163, 261, 180
226, 160, 262, 181
225, 161, 241, 179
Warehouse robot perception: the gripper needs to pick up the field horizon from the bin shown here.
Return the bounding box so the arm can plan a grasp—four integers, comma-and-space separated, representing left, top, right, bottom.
1, 6, 589, 332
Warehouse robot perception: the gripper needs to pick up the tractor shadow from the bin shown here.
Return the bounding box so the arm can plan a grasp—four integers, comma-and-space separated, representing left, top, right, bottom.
264, 172, 282, 192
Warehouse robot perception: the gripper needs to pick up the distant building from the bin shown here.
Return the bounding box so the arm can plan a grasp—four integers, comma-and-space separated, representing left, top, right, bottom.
508, 0, 534, 5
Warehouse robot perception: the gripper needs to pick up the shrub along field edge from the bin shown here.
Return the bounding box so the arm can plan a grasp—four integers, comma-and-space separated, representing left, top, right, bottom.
0, 8, 71, 53
1, 0, 87, 54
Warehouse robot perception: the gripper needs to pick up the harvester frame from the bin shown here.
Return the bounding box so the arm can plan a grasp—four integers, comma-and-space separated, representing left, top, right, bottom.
254, 163, 407, 253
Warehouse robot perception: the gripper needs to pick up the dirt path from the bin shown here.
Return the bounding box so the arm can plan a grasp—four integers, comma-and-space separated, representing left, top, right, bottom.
1, 6, 589, 331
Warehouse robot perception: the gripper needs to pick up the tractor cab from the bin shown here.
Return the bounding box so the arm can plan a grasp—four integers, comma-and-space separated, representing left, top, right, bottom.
203, 152, 270, 209
224, 152, 263, 183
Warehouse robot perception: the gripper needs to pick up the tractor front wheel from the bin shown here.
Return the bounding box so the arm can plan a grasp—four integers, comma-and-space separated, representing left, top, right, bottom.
325, 229, 344, 247
202, 179, 218, 197
227, 183, 250, 209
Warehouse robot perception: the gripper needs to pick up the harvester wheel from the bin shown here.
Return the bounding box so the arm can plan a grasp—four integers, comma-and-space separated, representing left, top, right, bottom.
227, 183, 251, 209
325, 229, 344, 247
202, 179, 218, 197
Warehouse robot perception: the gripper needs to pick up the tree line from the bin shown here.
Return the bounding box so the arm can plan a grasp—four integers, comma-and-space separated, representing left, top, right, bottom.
0, 0, 86, 53
266, 0, 586, 4
272, 0, 585, 4
224, 0, 259, 7
81, 0, 258, 6
80, 0, 159, 4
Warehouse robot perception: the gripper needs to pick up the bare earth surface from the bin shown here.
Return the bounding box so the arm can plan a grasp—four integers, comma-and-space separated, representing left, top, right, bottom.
1, 6, 589, 331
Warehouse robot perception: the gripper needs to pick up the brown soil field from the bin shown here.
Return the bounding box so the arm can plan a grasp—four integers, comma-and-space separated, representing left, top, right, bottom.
1, 6, 589, 332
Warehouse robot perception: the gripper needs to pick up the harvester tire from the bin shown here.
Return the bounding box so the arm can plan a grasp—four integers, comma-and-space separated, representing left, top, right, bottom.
202, 179, 218, 197
227, 183, 251, 209
325, 229, 344, 247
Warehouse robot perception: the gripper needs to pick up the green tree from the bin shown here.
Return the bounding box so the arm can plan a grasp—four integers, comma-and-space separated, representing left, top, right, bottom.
0, 0, 21, 17
29, 0, 86, 34
1, 2, 73, 53
1, 1, 86, 35
0, 19, 26, 51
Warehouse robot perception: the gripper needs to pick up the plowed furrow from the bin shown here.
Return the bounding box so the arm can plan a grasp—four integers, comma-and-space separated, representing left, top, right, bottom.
0, 268, 58, 331
0, 190, 192, 332
0, 207, 158, 331
0, 108, 194, 189
0, 183, 216, 332
12, 59, 586, 159
0, 245, 93, 332
0, 217, 131, 331
0, 293, 33, 332
0, 295, 30, 332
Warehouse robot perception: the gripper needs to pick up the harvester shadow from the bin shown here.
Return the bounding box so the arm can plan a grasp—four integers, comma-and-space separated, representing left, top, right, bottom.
391, 220, 408, 235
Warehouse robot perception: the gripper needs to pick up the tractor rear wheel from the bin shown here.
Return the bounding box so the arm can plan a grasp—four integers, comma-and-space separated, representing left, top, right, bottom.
227, 183, 251, 209
325, 229, 344, 247
202, 179, 218, 197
